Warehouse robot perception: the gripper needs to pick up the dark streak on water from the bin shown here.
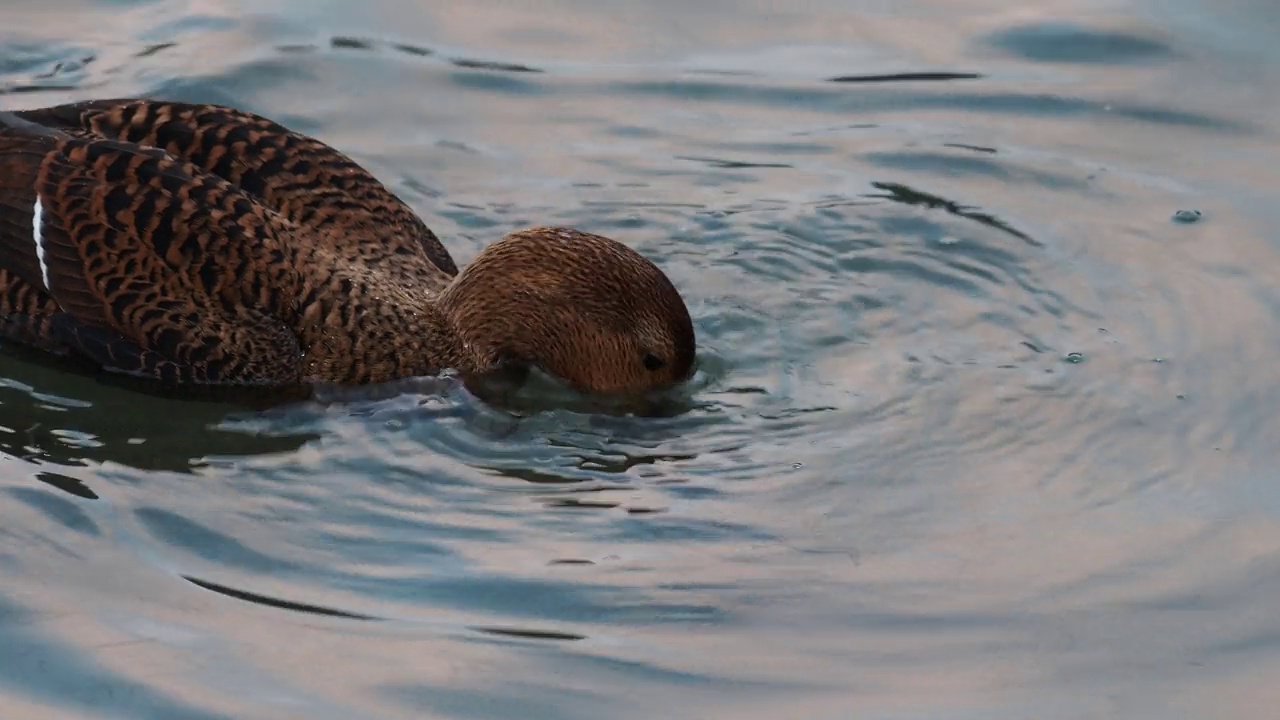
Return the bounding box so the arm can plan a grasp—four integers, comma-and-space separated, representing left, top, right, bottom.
827, 71, 984, 82
0, 0, 1279, 719
184, 574, 380, 621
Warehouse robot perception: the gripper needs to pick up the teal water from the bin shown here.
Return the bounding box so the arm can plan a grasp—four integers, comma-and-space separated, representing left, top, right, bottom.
2, 1, 1279, 718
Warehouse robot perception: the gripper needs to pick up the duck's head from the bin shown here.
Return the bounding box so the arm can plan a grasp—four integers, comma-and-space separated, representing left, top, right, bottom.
438, 227, 696, 398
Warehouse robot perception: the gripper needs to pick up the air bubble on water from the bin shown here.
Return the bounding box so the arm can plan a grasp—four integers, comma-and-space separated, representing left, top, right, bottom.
1172, 209, 1203, 224
938, 235, 961, 246
1064, 352, 1085, 364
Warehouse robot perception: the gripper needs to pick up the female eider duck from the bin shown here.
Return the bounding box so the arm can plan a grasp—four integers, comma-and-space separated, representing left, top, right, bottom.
0, 99, 696, 398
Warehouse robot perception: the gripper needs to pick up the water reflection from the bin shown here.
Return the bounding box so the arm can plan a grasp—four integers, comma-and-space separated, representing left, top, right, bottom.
0, 349, 316, 474
980, 21, 1177, 64
0, 595, 238, 720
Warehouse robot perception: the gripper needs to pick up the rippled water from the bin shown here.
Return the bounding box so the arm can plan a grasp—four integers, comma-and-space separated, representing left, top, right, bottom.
2, 0, 1280, 718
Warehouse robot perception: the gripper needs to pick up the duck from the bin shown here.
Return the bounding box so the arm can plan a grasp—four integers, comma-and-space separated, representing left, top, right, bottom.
0, 99, 697, 399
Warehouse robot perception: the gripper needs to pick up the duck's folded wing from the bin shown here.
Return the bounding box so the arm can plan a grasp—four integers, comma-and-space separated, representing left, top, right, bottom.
15, 98, 459, 276
0, 115, 305, 386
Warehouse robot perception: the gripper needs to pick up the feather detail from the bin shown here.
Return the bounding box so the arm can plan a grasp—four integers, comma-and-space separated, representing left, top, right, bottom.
15, 99, 458, 276
0, 111, 306, 385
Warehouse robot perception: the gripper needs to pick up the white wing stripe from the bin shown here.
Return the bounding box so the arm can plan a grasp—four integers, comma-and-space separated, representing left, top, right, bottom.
33, 194, 51, 291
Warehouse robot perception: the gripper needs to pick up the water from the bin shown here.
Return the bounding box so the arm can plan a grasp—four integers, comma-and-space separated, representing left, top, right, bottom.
1, 0, 1279, 717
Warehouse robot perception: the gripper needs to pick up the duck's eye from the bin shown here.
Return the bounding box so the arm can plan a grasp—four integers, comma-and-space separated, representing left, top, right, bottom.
642, 353, 666, 372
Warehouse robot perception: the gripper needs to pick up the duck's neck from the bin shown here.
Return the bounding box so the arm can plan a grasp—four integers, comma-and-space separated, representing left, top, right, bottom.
290, 264, 468, 385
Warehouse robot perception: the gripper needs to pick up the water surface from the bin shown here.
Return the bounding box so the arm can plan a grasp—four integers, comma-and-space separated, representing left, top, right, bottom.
1, 1, 1279, 718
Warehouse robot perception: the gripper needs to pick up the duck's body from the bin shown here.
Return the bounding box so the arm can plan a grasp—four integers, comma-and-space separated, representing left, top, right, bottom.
0, 99, 696, 396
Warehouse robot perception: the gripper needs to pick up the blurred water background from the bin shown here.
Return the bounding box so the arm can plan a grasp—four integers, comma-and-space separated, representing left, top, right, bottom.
1, 1, 1279, 718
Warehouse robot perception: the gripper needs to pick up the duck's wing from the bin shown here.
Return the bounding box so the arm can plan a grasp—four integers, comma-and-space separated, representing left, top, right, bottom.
14, 98, 459, 276
0, 112, 305, 386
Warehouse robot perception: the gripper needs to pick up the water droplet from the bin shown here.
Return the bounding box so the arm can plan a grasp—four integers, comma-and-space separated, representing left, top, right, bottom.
1064, 352, 1085, 364
1172, 209, 1202, 224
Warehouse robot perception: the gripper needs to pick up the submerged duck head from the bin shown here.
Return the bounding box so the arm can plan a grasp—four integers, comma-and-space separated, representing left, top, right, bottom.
439, 227, 696, 397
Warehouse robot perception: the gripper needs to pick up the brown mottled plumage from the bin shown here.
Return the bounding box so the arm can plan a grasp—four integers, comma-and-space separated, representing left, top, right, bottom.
0, 99, 696, 397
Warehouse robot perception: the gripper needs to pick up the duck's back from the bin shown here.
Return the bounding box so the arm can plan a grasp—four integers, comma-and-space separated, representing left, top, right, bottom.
15, 99, 459, 277
0, 100, 462, 387
0, 111, 312, 384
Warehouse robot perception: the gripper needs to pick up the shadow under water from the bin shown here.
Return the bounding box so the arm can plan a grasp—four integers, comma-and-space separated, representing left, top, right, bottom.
0, 346, 316, 474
